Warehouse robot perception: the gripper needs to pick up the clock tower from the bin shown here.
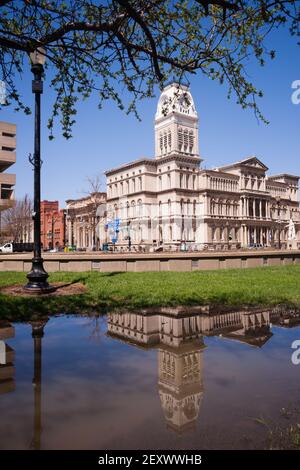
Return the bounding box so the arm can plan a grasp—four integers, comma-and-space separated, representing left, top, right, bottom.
154, 83, 199, 159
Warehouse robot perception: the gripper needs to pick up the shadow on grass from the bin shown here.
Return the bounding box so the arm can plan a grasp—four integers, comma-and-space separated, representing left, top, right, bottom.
0, 293, 96, 321
51, 277, 86, 291
91, 272, 125, 278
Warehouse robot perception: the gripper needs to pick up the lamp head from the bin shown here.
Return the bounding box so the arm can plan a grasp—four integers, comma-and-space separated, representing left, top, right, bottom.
30, 47, 46, 66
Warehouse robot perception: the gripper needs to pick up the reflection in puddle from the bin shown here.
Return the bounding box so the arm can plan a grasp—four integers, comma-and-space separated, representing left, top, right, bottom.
0, 321, 15, 394
108, 313, 206, 433
107, 308, 274, 433
0, 307, 300, 449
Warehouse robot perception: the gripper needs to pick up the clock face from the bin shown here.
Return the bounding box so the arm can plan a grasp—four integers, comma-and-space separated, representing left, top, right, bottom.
179, 93, 191, 110
160, 95, 170, 116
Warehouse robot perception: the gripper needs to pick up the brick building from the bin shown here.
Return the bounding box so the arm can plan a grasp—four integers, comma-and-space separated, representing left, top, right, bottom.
40, 201, 66, 250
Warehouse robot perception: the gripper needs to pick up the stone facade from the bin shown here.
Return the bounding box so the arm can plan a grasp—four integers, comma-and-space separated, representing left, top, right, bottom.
66, 193, 106, 250
104, 83, 300, 251
0, 121, 16, 217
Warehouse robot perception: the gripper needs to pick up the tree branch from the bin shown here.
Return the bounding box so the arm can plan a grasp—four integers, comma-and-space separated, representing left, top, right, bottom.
0, 0, 13, 7
195, 0, 240, 15
115, 0, 164, 80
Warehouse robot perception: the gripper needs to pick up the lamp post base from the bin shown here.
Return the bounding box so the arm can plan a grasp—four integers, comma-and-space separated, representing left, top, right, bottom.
24, 257, 55, 293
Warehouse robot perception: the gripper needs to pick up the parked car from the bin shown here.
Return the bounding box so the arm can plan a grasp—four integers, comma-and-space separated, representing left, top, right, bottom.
0, 242, 34, 253
248, 243, 264, 249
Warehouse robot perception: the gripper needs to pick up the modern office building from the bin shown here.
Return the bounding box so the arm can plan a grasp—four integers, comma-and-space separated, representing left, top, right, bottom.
0, 121, 16, 217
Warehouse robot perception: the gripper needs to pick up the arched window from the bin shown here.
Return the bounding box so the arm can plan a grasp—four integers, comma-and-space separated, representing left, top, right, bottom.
159, 133, 163, 154
180, 199, 184, 215
226, 200, 231, 216
159, 225, 163, 243
114, 203, 118, 218
158, 175, 162, 191
163, 131, 167, 153
187, 199, 191, 216
178, 127, 183, 151
126, 201, 130, 218
169, 225, 173, 241
168, 199, 171, 216
212, 227, 216, 241
137, 199, 142, 218
193, 200, 196, 216
131, 200, 136, 218
218, 199, 223, 215
180, 173, 183, 188
183, 129, 188, 151
159, 201, 162, 217
168, 130, 172, 151
189, 130, 194, 153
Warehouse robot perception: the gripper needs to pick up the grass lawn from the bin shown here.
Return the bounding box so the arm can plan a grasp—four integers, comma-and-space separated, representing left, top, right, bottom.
0, 265, 300, 320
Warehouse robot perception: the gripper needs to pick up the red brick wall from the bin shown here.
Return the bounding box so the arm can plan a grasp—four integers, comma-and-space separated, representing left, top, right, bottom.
40, 201, 65, 250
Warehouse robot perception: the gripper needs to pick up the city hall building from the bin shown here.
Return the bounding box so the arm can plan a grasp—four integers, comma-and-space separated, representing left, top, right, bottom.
104, 83, 300, 251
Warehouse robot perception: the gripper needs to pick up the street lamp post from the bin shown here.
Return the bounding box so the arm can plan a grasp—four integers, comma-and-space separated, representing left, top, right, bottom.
25, 48, 53, 292
51, 214, 58, 251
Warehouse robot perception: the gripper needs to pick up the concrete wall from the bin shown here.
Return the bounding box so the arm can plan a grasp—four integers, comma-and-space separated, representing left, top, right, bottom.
0, 250, 299, 273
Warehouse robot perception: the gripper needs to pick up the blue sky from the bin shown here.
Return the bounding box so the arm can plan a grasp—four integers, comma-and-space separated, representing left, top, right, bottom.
0, 28, 299, 208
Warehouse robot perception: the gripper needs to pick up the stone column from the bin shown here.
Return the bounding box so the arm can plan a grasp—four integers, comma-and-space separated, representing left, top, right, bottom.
259, 200, 262, 219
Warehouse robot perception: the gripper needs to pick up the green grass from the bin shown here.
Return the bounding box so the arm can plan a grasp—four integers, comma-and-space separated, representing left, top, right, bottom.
0, 265, 300, 320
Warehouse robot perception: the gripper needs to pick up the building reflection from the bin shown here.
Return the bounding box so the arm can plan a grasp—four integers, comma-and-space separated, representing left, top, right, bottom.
270, 306, 300, 328
29, 319, 48, 450
107, 307, 275, 432
107, 311, 206, 432
0, 318, 48, 449
204, 309, 273, 347
0, 306, 299, 443
0, 320, 15, 395
158, 341, 204, 433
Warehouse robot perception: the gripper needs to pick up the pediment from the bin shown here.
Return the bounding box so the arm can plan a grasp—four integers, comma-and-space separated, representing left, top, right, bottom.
240, 157, 268, 171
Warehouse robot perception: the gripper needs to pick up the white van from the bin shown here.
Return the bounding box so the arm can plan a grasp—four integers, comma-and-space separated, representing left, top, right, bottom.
0, 242, 13, 253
